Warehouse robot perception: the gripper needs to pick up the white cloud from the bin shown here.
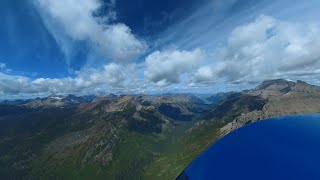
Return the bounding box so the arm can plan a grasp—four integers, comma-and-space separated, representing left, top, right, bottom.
0, 63, 130, 96
35, 0, 147, 63
195, 15, 320, 84
144, 49, 205, 86
75, 63, 125, 87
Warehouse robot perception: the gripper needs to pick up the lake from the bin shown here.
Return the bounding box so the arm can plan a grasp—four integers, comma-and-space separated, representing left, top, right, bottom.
179, 114, 320, 180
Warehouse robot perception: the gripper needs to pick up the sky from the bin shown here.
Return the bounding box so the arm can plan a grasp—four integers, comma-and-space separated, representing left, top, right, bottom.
1, 0, 320, 99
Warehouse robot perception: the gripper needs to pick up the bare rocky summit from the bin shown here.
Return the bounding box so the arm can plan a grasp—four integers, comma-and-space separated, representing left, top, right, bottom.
220, 79, 320, 135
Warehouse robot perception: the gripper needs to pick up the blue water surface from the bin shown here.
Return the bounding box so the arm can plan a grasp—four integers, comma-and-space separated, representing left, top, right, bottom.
183, 114, 320, 180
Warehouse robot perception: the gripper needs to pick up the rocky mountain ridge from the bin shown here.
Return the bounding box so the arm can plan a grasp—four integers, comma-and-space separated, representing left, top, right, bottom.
218, 79, 320, 134
0, 94, 96, 108
248, 79, 320, 98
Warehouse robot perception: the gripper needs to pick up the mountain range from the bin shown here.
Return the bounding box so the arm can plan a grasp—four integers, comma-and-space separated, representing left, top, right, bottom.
1, 79, 320, 179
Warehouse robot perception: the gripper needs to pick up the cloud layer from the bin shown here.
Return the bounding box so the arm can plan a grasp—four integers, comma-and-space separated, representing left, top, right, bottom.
0, 63, 129, 96
195, 15, 320, 84
1, 12, 320, 98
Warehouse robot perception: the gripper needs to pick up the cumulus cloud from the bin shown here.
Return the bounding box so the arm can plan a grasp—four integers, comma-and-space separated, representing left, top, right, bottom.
0, 63, 129, 96
73, 63, 126, 87
195, 15, 320, 83
35, 0, 147, 63
144, 49, 205, 86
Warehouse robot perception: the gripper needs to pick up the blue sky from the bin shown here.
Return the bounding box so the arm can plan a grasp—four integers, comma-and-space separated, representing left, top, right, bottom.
1, 0, 320, 99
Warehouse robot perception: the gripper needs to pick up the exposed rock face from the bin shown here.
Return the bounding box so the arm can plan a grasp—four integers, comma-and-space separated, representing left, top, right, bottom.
220, 80, 320, 135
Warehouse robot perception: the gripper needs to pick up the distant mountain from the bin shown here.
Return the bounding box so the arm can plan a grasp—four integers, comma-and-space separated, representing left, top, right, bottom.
206, 91, 238, 105
0, 80, 319, 179
0, 94, 97, 108
0, 99, 33, 106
